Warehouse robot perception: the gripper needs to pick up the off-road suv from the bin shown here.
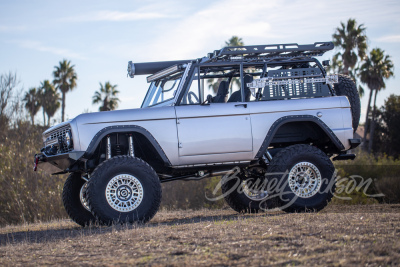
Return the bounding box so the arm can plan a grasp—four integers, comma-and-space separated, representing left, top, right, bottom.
34, 42, 361, 226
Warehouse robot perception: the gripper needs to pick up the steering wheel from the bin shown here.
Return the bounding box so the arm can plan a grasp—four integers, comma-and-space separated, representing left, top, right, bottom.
188, 91, 199, 104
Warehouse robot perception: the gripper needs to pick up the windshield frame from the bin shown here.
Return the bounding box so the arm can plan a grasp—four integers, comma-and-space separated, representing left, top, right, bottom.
141, 63, 192, 108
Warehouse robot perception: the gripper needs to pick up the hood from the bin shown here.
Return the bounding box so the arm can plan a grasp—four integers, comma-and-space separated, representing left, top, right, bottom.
74, 106, 176, 126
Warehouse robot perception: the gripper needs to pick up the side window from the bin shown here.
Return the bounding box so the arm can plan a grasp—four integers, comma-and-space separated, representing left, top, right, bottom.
204, 67, 242, 103
180, 65, 246, 105
181, 68, 201, 105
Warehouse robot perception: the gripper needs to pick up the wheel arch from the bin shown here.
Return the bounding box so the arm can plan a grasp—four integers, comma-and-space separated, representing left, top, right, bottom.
255, 115, 345, 158
84, 125, 171, 169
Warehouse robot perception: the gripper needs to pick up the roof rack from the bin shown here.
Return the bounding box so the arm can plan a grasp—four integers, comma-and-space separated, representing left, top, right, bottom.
205, 42, 334, 62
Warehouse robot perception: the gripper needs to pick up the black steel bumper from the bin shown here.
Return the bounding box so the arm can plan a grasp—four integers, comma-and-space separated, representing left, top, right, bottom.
34, 151, 85, 174
332, 138, 362, 161
349, 138, 361, 149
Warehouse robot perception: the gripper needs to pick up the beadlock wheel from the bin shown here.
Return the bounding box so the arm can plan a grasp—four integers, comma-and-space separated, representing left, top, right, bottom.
79, 181, 90, 211
242, 180, 269, 201
267, 144, 336, 213
288, 162, 322, 198
105, 174, 144, 212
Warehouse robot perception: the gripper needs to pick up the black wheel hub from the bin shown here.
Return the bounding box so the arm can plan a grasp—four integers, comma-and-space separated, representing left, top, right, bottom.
116, 185, 133, 201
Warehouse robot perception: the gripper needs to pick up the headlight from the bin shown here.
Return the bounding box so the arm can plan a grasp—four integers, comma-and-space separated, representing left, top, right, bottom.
64, 130, 73, 148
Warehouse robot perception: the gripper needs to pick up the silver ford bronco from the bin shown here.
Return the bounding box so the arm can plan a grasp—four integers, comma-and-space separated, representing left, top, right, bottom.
34, 42, 361, 226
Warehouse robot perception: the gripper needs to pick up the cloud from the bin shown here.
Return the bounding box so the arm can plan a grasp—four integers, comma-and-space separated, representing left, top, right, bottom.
65, 10, 174, 22
376, 35, 400, 43
10, 40, 86, 60
0, 25, 26, 32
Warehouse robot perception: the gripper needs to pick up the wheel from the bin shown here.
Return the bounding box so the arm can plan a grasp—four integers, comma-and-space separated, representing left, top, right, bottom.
221, 168, 281, 213
62, 172, 96, 227
334, 74, 360, 132
86, 156, 162, 225
267, 144, 336, 212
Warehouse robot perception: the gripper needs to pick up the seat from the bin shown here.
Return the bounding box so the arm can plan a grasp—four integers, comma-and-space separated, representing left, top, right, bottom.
212, 81, 229, 103
227, 75, 253, 102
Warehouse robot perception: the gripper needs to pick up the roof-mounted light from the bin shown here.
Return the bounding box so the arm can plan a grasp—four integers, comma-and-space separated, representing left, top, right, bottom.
146, 64, 183, 83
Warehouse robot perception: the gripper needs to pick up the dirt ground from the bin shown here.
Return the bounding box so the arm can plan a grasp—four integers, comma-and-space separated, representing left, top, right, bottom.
0, 204, 399, 266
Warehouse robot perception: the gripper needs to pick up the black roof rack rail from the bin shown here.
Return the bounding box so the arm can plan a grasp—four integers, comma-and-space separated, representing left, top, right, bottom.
205, 42, 334, 62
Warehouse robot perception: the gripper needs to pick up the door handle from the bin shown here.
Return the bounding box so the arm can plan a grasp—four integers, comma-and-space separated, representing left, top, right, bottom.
235, 103, 247, 108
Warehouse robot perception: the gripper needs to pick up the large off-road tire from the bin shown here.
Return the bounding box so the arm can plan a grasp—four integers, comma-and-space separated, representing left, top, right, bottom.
221, 168, 280, 213
87, 156, 162, 225
334, 74, 360, 132
267, 144, 336, 213
62, 173, 96, 227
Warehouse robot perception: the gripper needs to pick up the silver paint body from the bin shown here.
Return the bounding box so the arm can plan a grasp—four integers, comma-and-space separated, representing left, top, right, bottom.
43, 65, 353, 167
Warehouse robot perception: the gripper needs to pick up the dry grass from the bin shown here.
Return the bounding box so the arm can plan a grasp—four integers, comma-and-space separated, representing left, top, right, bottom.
1, 204, 399, 266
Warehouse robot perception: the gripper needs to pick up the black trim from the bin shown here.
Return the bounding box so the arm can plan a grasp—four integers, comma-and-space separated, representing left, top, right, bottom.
84, 125, 171, 166
349, 138, 361, 149
35, 151, 85, 174
254, 115, 345, 158
332, 153, 356, 161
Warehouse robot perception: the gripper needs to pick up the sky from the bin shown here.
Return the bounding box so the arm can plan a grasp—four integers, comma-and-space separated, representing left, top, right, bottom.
1, 0, 399, 124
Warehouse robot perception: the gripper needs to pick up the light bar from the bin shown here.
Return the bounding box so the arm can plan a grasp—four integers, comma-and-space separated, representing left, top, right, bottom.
247, 74, 338, 89
146, 64, 181, 83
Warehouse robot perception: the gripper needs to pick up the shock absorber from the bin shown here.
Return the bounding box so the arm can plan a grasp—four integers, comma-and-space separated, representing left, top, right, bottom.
106, 135, 112, 159
128, 134, 134, 157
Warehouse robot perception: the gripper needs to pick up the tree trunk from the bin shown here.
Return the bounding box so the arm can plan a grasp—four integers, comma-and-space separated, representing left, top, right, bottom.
47, 116, 50, 126
363, 88, 374, 150
42, 108, 46, 126
343, 61, 350, 76
368, 89, 379, 153
61, 91, 66, 122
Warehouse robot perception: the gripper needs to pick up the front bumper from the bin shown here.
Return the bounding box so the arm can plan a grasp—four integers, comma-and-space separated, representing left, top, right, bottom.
34, 151, 85, 174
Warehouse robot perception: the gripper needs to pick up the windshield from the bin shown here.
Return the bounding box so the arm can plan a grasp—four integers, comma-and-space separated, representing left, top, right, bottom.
141, 72, 184, 108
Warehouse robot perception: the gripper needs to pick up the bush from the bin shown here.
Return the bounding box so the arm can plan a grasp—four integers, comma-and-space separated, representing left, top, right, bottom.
0, 122, 67, 226
334, 150, 400, 204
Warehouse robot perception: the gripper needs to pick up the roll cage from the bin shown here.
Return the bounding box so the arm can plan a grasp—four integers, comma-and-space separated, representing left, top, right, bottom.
136, 42, 336, 107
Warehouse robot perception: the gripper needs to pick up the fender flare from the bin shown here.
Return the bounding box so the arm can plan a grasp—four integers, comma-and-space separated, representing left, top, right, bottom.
83, 125, 171, 166
254, 115, 345, 158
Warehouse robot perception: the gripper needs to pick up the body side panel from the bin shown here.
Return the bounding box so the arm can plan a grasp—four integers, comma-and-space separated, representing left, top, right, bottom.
74, 106, 180, 165
248, 96, 351, 157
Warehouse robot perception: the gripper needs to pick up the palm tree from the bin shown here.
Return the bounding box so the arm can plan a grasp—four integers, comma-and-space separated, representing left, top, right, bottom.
53, 60, 77, 122
225, 36, 244, 47
208, 36, 244, 93
40, 80, 61, 126
332, 18, 367, 76
92, 82, 120, 111
23, 88, 41, 125
359, 48, 394, 152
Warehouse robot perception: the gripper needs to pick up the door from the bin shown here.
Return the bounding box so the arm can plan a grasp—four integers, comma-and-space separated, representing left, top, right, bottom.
175, 102, 253, 164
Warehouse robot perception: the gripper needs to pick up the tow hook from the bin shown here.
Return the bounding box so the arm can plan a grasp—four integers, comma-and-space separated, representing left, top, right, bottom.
33, 154, 45, 171
33, 155, 39, 171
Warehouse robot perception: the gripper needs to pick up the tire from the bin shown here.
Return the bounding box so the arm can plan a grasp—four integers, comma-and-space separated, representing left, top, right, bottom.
87, 156, 162, 225
334, 74, 360, 132
221, 168, 281, 213
62, 173, 96, 227
267, 144, 336, 213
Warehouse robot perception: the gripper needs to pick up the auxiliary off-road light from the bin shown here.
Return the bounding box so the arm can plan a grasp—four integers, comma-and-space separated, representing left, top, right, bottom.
146, 64, 182, 83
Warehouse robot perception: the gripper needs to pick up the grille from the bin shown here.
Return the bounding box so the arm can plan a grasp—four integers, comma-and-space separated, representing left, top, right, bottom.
44, 126, 73, 153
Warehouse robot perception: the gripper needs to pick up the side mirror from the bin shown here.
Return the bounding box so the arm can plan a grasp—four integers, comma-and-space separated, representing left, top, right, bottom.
201, 94, 213, 105
207, 94, 213, 103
